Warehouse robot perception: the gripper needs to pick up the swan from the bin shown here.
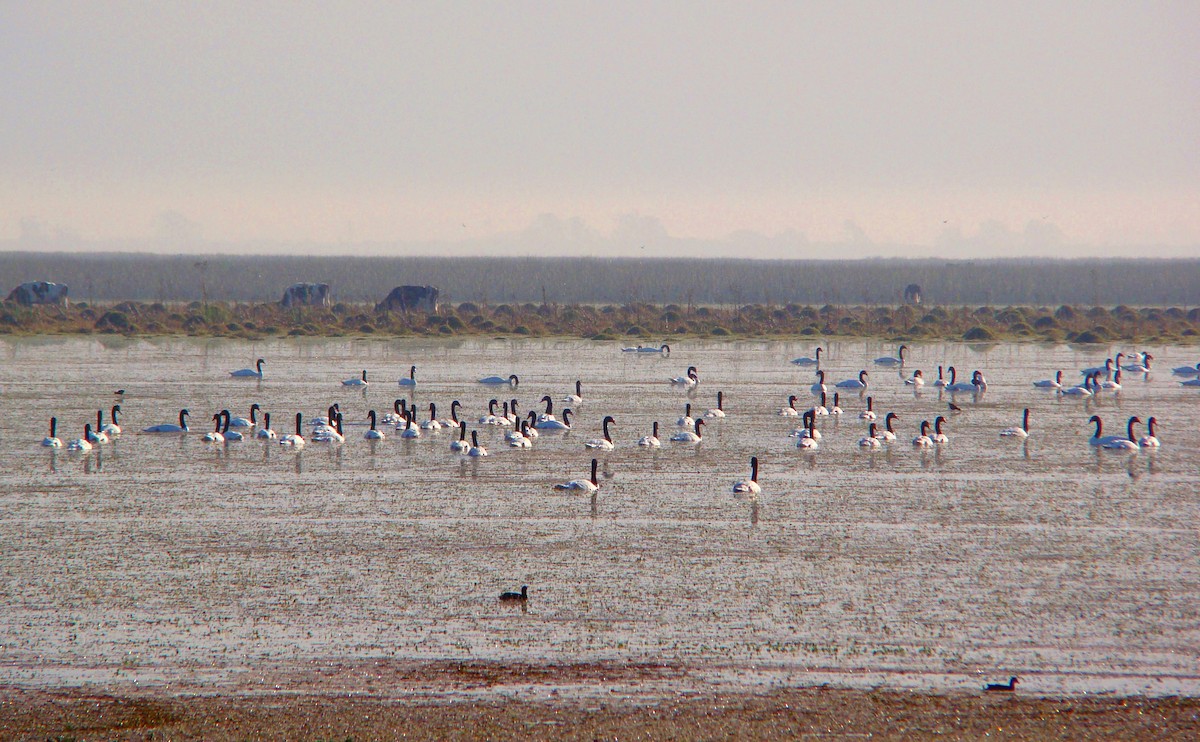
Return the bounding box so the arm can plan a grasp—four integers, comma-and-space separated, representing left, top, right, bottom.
554, 458, 600, 492
1121, 352, 1152, 373
931, 416, 949, 444
912, 420, 934, 448
944, 367, 977, 392
795, 409, 821, 442
829, 393, 843, 416
1060, 373, 1096, 397
1101, 416, 1141, 450
1138, 417, 1160, 447
904, 369, 925, 387
479, 374, 519, 387
450, 421, 470, 453
670, 418, 704, 443
811, 392, 829, 417
311, 404, 340, 429
505, 399, 520, 425
858, 424, 881, 448
279, 413, 306, 447
256, 412, 278, 440
536, 408, 572, 431
791, 347, 822, 366
202, 413, 226, 443
312, 413, 345, 443
970, 370, 988, 393
584, 415, 616, 450
508, 420, 534, 448
365, 410, 385, 440
1171, 362, 1200, 376
382, 399, 405, 425
221, 410, 244, 442
732, 456, 762, 494
835, 370, 869, 389
874, 344, 907, 366
1080, 358, 1115, 379
932, 365, 948, 388
419, 402, 442, 431
859, 396, 877, 420
522, 412, 541, 438
67, 424, 94, 451
399, 405, 421, 439
145, 409, 190, 433
87, 411, 110, 444
810, 370, 827, 396
230, 358, 265, 378
778, 395, 800, 416
499, 585, 529, 601
875, 412, 899, 441
343, 370, 368, 386
479, 399, 503, 425
669, 366, 699, 387
1087, 415, 1122, 447
440, 400, 463, 428
704, 391, 726, 419
101, 405, 122, 437
489, 400, 513, 427
1099, 370, 1124, 391
42, 417, 63, 447
467, 430, 488, 457
563, 380, 583, 405
537, 395, 557, 423
796, 411, 819, 450
1033, 371, 1063, 389
1000, 409, 1030, 438
228, 403, 261, 429
622, 343, 670, 353
677, 403, 695, 429
637, 421, 662, 448
398, 365, 417, 386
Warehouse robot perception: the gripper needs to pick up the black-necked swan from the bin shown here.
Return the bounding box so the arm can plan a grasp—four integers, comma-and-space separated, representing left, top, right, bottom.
398, 365, 417, 387
733, 456, 762, 494
479, 399, 503, 425
365, 410, 385, 440
202, 413, 225, 443
875, 412, 899, 441
420, 402, 442, 431
677, 403, 695, 429
1101, 416, 1141, 450
904, 369, 925, 387
585, 415, 616, 450
256, 412, 277, 440
779, 395, 800, 416
383, 399, 405, 425
343, 370, 368, 386
932, 365, 947, 388
984, 677, 1018, 692
311, 412, 345, 443
1033, 371, 1063, 389
479, 374, 519, 387
280, 413, 306, 447
874, 344, 907, 366
537, 395, 557, 423
230, 358, 265, 378
1061, 373, 1096, 397
811, 392, 829, 417
1087, 415, 1122, 447
669, 366, 699, 387
704, 391, 726, 419
536, 408, 572, 431
791, 347, 822, 366
221, 410, 244, 442
400, 404, 421, 439
829, 393, 843, 416
507, 420, 534, 448
467, 430, 488, 457
796, 411, 819, 450
42, 417, 63, 448
450, 421, 469, 452
859, 396, 876, 420
810, 370, 827, 396
835, 370, 869, 390
144, 409, 190, 433
858, 424, 881, 448
101, 405, 122, 437
554, 458, 599, 491
931, 415, 949, 444
1121, 352, 1152, 373
1138, 417, 1160, 447
440, 400, 463, 428
67, 424, 94, 451
523, 411, 541, 438
1099, 369, 1124, 391
564, 380, 583, 405
1000, 409, 1030, 439
638, 421, 661, 448
229, 403, 260, 429
912, 420, 934, 448
669, 418, 703, 443
499, 585, 529, 601
1080, 358, 1115, 379
87, 411, 110, 444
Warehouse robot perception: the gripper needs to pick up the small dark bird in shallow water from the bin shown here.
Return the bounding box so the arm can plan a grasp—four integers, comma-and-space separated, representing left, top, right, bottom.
984, 676, 1018, 692
499, 585, 528, 602
114, 389, 125, 395
948, 402, 963, 412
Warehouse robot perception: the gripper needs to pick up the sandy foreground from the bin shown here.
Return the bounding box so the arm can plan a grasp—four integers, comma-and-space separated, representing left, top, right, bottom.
1, 661, 1197, 741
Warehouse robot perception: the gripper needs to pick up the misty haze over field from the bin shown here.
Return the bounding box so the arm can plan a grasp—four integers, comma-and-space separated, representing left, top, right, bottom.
2, 3, 1197, 258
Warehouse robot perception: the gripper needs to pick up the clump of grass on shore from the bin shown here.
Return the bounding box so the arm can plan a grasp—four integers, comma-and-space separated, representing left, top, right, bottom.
1, 300, 1198, 343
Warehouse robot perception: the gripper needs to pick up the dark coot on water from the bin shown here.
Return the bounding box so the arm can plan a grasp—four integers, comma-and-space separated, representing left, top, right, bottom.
984, 676, 1018, 692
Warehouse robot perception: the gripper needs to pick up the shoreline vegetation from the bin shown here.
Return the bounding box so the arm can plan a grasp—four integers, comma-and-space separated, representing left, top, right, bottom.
2, 300, 1199, 344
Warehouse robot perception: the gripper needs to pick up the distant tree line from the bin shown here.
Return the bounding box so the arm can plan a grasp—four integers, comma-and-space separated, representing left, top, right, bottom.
2, 252, 1198, 307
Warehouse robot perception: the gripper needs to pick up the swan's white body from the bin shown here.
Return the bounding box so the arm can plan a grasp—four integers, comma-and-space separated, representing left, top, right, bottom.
810, 371, 827, 396
230, 359, 265, 378
343, 370, 369, 386
467, 431, 488, 457
904, 370, 925, 387
779, 395, 800, 416
1033, 371, 1063, 389
67, 425, 93, 451
669, 366, 699, 387
584, 416, 616, 451
932, 366, 948, 388
999, 409, 1030, 439
279, 413, 306, 447
555, 459, 599, 492
479, 374, 519, 386
858, 425, 881, 448
704, 391, 726, 418
398, 365, 417, 387
732, 457, 762, 495
912, 420, 934, 448
859, 396, 876, 420
669, 419, 703, 443
42, 417, 63, 448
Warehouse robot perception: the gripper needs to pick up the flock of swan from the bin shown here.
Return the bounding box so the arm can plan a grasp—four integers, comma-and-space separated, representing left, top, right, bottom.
36, 341, 1192, 497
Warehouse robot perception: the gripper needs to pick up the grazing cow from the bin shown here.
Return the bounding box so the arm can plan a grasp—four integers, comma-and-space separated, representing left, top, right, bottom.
903, 283, 922, 305
6, 281, 69, 306
376, 285, 439, 313
279, 282, 332, 307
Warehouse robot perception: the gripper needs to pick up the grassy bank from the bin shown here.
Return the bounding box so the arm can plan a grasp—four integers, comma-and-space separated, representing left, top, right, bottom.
2, 300, 1199, 344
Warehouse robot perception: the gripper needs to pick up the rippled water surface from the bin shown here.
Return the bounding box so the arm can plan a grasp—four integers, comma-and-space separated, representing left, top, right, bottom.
1, 336, 1197, 696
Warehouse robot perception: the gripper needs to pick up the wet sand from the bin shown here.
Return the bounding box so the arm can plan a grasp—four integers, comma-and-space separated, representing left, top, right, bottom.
2, 661, 1197, 740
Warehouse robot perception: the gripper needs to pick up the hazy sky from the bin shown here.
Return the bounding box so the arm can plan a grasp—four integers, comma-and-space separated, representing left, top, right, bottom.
2, 2, 1197, 256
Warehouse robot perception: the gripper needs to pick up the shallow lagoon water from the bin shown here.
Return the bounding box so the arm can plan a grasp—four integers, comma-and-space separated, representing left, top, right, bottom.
0, 336, 1197, 697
